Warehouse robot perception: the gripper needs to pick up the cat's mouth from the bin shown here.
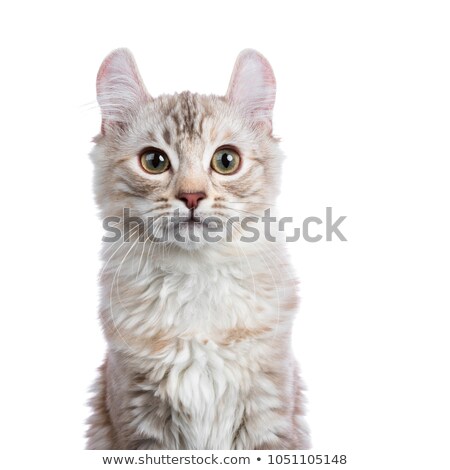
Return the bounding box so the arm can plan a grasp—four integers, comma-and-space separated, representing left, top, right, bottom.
173, 210, 204, 226
188, 210, 201, 224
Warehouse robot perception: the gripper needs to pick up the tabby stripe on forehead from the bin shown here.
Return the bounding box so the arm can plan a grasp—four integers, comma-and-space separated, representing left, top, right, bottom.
198, 113, 205, 136
163, 129, 171, 146
185, 98, 194, 135
182, 92, 198, 136
162, 92, 212, 141
170, 113, 181, 134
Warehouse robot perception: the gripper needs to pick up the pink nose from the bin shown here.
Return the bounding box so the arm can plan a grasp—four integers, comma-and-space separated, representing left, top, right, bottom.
177, 192, 206, 209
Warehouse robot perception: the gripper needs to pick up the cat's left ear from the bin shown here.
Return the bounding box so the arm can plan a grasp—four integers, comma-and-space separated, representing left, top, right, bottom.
96, 48, 150, 134
226, 49, 276, 132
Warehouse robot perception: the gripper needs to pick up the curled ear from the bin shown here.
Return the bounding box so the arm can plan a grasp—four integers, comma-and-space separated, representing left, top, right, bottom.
96, 48, 150, 134
226, 49, 276, 131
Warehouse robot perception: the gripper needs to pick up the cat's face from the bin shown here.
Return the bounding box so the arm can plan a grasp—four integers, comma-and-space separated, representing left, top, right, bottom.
91, 49, 283, 250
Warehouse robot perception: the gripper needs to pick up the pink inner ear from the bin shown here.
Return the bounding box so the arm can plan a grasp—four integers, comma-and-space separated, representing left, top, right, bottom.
96, 54, 115, 94
96, 48, 149, 134
226, 49, 276, 127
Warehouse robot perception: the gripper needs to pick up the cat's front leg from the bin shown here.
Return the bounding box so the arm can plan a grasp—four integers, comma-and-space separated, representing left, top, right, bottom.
234, 366, 310, 450
86, 362, 118, 450
235, 413, 309, 450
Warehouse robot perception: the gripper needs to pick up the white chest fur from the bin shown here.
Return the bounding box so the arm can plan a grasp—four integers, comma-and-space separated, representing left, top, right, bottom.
164, 338, 245, 449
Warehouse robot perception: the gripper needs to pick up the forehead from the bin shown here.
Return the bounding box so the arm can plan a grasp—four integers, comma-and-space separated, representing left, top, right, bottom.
130, 92, 239, 168
156, 92, 213, 137
152, 92, 219, 146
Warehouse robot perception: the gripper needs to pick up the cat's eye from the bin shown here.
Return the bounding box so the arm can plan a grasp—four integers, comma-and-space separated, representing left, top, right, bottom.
211, 148, 241, 175
140, 148, 170, 174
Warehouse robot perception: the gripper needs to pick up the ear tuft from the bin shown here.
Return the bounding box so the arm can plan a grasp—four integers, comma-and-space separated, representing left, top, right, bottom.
226, 49, 276, 131
96, 48, 150, 134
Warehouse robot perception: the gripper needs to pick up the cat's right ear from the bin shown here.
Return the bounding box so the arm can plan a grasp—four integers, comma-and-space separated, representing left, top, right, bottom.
96, 48, 150, 134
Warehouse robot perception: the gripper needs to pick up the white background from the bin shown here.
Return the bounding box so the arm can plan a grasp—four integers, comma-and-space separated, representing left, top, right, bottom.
1, 1, 449, 468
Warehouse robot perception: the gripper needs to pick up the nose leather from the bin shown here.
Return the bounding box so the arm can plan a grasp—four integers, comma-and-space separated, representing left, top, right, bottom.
176, 192, 206, 209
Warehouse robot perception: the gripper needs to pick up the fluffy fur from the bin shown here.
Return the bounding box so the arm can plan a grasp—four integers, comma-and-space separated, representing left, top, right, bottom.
86, 48, 309, 449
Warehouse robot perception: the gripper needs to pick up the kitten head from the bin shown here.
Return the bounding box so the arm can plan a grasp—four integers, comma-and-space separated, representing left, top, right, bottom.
91, 48, 284, 251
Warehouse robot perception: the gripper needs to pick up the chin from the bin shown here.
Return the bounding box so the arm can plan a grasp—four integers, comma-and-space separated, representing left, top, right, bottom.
166, 223, 209, 251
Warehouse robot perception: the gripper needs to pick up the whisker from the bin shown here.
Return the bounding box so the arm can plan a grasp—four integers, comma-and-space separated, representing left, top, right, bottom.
108, 235, 142, 352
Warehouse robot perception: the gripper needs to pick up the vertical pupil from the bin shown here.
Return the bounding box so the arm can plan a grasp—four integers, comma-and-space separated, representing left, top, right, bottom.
221, 153, 232, 168
149, 153, 163, 168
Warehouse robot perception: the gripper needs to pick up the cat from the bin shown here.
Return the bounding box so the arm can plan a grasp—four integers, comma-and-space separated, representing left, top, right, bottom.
86, 47, 310, 450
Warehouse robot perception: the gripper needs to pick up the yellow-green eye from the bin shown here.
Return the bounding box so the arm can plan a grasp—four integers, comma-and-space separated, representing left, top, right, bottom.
140, 148, 170, 174
211, 148, 241, 175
